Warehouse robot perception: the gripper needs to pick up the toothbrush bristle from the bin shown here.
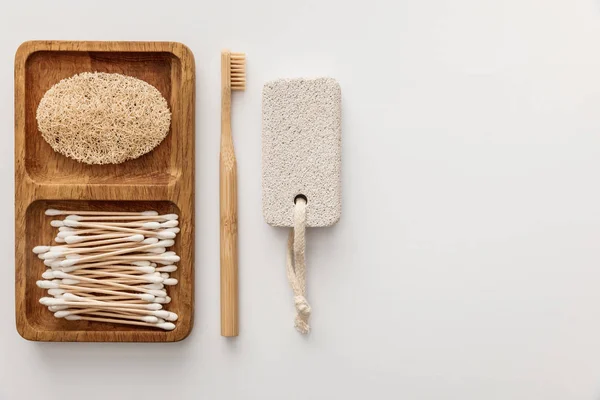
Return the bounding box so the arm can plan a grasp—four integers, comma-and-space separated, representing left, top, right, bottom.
230, 52, 246, 91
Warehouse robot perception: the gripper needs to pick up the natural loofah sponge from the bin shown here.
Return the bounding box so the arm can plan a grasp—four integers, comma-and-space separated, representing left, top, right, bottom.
36, 72, 172, 165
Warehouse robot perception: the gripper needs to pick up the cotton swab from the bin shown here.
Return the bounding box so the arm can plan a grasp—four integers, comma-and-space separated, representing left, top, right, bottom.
40, 297, 162, 310
66, 214, 178, 221
63, 315, 175, 330
45, 209, 158, 216
62, 220, 176, 238
64, 234, 145, 246
61, 253, 179, 268
36, 209, 180, 331
37, 281, 156, 301
51, 271, 166, 296
55, 309, 159, 324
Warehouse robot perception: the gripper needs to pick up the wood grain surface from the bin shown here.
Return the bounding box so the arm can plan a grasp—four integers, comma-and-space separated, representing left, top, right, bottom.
220, 50, 239, 337
14, 41, 195, 342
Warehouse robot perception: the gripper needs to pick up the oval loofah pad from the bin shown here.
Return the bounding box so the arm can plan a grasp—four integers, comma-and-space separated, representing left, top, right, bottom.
36, 72, 172, 165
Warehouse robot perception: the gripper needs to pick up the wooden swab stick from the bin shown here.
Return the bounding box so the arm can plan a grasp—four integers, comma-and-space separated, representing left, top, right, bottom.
42, 240, 151, 258
66, 270, 161, 281
56, 309, 160, 323
59, 241, 175, 266
53, 271, 166, 296
63, 315, 175, 330
53, 305, 177, 321
85, 255, 179, 265
40, 297, 162, 310
46, 209, 159, 216
63, 220, 175, 238
65, 221, 163, 229
66, 214, 177, 222
38, 282, 155, 301
57, 230, 132, 240
55, 234, 144, 247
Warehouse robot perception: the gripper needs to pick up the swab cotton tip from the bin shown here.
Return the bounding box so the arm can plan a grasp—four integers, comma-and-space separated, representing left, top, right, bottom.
54, 237, 66, 243
141, 316, 159, 323
64, 235, 85, 244
45, 209, 62, 216
62, 293, 82, 301
57, 231, 72, 239
33, 246, 50, 254
52, 271, 67, 279
161, 220, 179, 228
166, 312, 178, 321
65, 215, 82, 221
140, 294, 156, 302
63, 219, 79, 227
136, 267, 155, 274
40, 298, 63, 306
142, 274, 163, 283
152, 310, 169, 319
144, 283, 164, 290
65, 254, 81, 260
37, 280, 59, 289
60, 259, 77, 268
157, 231, 176, 239
48, 305, 68, 311
128, 234, 144, 242
47, 288, 65, 296
161, 255, 180, 263
42, 270, 54, 279
50, 220, 64, 227
157, 322, 176, 331
131, 261, 151, 267
148, 290, 167, 297
164, 296, 171, 303
163, 278, 178, 286
41, 251, 62, 260
142, 211, 159, 216
156, 265, 177, 272
165, 227, 180, 233
157, 239, 175, 247
142, 238, 159, 244
39, 297, 52, 305
58, 226, 74, 232
65, 315, 82, 321
54, 310, 71, 318
61, 278, 80, 285
147, 247, 166, 254
141, 222, 161, 229
163, 214, 178, 221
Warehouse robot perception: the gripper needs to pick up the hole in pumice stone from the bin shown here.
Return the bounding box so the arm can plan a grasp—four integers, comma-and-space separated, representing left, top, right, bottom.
294, 194, 307, 204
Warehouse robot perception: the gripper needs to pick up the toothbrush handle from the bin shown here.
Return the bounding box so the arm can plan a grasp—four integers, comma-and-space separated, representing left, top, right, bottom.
220, 85, 239, 337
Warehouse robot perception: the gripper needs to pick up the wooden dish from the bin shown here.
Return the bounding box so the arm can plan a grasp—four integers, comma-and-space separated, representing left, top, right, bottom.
14, 41, 195, 342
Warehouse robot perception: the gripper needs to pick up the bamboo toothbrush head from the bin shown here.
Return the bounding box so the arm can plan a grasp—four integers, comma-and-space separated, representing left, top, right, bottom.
223, 50, 246, 91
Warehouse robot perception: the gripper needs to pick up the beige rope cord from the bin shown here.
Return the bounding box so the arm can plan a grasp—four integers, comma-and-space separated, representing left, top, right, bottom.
286, 197, 311, 334
36, 72, 172, 165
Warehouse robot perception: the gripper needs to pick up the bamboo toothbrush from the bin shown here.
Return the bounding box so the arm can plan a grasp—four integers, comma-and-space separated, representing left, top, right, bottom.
220, 50, 246, 337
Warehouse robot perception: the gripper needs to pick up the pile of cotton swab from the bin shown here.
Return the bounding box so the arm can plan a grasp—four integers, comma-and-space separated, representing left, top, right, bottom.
34, 209, 180, 331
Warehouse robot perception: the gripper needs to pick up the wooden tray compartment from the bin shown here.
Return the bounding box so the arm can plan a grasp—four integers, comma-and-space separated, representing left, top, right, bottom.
15, 41, 195, 342
23, 200, 191, 341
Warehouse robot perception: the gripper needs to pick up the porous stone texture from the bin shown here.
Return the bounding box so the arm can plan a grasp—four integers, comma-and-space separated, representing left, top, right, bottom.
262, 77, 342, 227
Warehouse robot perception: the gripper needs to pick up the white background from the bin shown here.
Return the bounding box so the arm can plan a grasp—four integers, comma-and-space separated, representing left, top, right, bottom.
2, 0, 600, 399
